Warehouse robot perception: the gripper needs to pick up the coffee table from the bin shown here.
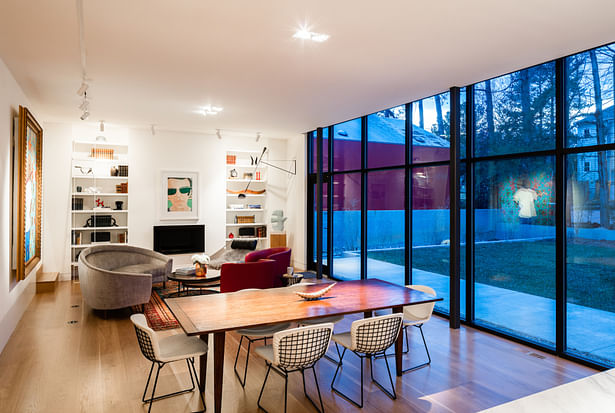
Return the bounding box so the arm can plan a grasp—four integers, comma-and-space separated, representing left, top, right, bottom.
167, 269, 221, 297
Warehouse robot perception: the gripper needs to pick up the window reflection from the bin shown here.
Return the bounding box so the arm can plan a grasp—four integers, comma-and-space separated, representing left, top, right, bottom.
474, 157, 556, 345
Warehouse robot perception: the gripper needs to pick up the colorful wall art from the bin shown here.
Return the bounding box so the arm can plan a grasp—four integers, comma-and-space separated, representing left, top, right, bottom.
160, 171, 199, 220
16, 106, 43, 281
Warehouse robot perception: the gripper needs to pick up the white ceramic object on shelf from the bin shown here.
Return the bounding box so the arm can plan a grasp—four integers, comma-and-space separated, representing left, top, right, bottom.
295, 282, 336, 301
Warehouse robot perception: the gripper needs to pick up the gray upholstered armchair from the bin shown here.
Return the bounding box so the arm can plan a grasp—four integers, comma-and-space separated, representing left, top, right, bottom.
78, 245, 173, 310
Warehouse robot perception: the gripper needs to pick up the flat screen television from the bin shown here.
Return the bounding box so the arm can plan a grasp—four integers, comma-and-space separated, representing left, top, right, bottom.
153, 225, 205, 255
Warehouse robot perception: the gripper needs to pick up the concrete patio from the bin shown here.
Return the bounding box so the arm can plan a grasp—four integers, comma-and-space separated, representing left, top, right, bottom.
332, 256, 615, 364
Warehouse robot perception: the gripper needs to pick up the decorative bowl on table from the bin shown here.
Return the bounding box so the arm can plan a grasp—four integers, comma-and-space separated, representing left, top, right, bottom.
295, 282, 336, 301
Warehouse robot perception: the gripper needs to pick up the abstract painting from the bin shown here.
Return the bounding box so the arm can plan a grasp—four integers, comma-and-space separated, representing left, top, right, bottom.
160, 171, 198, 220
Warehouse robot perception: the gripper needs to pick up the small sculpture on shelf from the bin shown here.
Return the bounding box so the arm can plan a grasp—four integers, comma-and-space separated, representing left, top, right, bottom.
271, 210, 287, 232
192, 254, 211, 277
95, 198, 105, 208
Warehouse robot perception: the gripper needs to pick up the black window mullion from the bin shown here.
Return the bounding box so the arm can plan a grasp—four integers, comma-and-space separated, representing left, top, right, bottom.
327, 126, 333, 278
361, 116, 368, 280
449, 87, 461, 329
466, 86, 475, 322
406, 102, 412, 286
555, 57, 567, 354
316, 128, 324, 279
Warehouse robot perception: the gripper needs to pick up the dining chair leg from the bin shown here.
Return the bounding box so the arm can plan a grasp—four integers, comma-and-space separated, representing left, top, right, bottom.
369, 352, 397, 400
233, 335, 251, 387
401, 324, 432, 373
147, 362, 162, 413
142, 360, 203, 411
301, 366, 325, 413
257, 363, 273, 412
188, 357, 207, 413
330, 349, 364, 408
234, 335, 269, 387
142, 362, 156, 402
185, 359, 196, 391
283, 371, 289, 413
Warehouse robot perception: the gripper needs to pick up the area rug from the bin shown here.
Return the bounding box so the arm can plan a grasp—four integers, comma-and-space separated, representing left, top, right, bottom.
133, 289, 179, 331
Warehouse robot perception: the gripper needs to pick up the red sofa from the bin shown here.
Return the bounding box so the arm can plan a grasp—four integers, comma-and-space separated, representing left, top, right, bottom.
220, 247, 291, 293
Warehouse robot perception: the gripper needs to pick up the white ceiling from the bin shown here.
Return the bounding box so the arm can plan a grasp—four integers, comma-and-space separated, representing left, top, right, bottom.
0, 0, 614, 139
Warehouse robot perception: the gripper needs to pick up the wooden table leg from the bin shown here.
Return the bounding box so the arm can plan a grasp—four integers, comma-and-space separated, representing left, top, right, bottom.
199, 334, 208, 392
213, 332, 226, 413
392, 306, 403, 376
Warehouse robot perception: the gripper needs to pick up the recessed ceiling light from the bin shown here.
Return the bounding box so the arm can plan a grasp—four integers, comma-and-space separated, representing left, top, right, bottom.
293, 26, 329, 43
201, 105, 223, 116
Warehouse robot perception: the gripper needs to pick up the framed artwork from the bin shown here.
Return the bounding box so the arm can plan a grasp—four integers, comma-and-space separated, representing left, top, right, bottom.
160, 171, 199, 220
15, 106, 43, 281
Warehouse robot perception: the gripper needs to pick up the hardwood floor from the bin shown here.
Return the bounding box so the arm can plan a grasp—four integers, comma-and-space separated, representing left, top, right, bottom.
0, 281, 596, 413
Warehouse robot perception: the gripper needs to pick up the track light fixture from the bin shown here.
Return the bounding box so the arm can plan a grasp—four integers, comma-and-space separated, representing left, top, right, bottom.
256, 132, 261, 142
216, 129, 222, 140
76, 82, 89, 96
78, 90, 90, 121
99, 120, 105, 132
151, 124, 156, 136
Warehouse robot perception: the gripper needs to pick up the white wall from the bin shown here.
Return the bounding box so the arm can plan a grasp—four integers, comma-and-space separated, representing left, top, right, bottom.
42, 124, 306, 274
0, 57, 39, 353
285, 134, 307, 269
42, 122, 72, 275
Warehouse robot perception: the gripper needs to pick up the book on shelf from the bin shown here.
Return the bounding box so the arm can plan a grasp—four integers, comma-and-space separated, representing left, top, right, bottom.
256, 225, 267, 238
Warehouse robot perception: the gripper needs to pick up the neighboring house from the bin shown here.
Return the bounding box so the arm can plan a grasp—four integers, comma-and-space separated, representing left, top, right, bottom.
332, 114, 450, 211
572, 105, 615, 202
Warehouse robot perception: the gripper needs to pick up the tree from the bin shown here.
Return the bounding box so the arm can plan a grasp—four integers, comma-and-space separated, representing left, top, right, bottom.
435, 94, 444, 136
485, 79, 495, 139
418, 100, 424, 129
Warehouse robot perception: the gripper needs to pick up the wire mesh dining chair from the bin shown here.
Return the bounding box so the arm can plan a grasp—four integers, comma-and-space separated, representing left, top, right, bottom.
330, 313, 404, 408
231, 288, 292, 387
233, 322, 292, 387
254, 323, 334, 413
374, 285, 436, 372
131, 314, 207, 413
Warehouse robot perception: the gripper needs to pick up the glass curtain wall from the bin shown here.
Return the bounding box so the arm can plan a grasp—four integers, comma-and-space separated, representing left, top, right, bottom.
307, 40, 615, 368
411, 93, 451, 313
366, 106, 406, 284
471, 63, 557, 346
565, 43, 615, 364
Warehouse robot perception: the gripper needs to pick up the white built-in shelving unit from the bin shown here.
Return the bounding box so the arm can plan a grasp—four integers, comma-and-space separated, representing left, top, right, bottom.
70, 139, 129, 273
225, 149, 269, 247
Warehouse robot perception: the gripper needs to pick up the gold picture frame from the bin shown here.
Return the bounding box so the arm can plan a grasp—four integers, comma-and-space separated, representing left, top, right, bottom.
16, 106, 43, 281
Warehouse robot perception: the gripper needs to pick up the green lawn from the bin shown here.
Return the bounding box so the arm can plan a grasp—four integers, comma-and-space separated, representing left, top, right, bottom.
369, 239, 615, 313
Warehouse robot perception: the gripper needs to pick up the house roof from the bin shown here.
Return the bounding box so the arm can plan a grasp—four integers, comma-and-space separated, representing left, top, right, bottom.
576, 105, 614, 126
333, 115, 450, 147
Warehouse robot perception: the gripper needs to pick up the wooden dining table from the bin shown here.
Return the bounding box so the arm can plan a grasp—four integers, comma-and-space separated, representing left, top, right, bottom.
166, 278, 442, 413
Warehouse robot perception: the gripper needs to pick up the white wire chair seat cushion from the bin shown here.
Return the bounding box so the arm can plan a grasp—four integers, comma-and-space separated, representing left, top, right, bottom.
298, 314, 345, 325
131, 314, 208, 363
333, 313, 404, 354
373, 285, 436, 324
254, 323, 334, 370
236, 322, 292, 337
